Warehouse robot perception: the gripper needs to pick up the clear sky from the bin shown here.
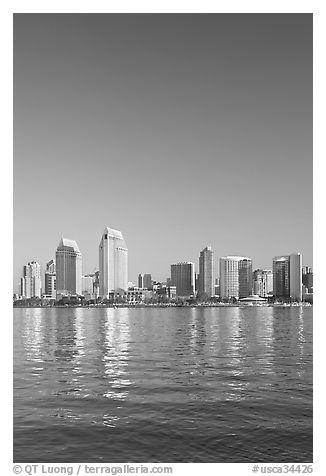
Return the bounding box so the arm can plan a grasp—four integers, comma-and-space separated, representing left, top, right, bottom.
13, 13, 312, 290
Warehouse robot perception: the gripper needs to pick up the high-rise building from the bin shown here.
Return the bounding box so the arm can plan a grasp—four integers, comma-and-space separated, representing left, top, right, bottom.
302, 266, 313, 291
273, 256, 290, 298
253, 269, 273, 297
138, 273, 152, 289
56, 238, 82, 298
219, 256, 252, 300
21, 261, 42, 298
289, 253, 302, 301
94, 270, 100, 299
198, 246, 215, 298
99, 227, 128, 299
170, 262, 195, 297
44, 259, 56, 298
273, 253, 302, 301
81, 274, 95, 299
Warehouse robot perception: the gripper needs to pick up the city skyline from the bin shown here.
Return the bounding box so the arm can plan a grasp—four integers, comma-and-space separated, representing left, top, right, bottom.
14, 14, 312, 290
16, 228, 310, 296
14, 227, 311, 294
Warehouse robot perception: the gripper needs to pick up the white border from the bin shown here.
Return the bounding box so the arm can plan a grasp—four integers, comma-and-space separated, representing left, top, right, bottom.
4, 1, 323, 474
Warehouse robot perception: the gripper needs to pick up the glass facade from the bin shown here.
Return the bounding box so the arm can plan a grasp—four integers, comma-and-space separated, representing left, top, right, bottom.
56, 238, 82, 297
219, 256, 252, 300
99, 227, 128, 298
170, 262, 195, 297
198, 246, 215, 297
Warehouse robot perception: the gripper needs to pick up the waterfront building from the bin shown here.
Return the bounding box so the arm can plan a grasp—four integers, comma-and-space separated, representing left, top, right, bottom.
219, 256, 252, 300
44, 259, 56, 299
198, 246, 215, 298
171, 262, 195, 297
93, 270, 100, 299
138, 273, 152, 289
289, 253, 302, 301
152, 281, 162, 292
273, 253, 302, 301
253, 269, 273, 297
302, 267, 313, 292
155, 285, 177, 300
99, 227, 128, 299
81, 274, 95, 300
21, 261, 42, 298
273, 256, 290, 299
56, 238, 82, 298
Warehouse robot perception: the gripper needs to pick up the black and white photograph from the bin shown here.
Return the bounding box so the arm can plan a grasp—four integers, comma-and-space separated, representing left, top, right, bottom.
12, 8, 315, 472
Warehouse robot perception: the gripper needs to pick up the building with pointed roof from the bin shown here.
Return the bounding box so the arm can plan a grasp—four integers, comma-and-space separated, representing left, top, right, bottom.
55, 237, 82, 298
99, 227, 128, 299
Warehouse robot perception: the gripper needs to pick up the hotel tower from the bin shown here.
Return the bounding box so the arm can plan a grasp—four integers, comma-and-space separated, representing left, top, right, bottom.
219, 256, 253, 300
198, 246, 215, 298
99, 227, 128, 299
55, 238, 82, 298
273, 253, 302, 301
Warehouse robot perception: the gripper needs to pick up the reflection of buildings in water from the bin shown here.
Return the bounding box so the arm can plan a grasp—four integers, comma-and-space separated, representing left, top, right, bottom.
296, 307, 305, 377
271, 308, 310, 380
53, 309, 78, 363
189, 308, 207, 354
222, 307, 275, 401
101, 308, 131, 401
74, 308, 86, 359
223, 307, 249, 402
23, 308, 44, 363
247, 307, 275, 378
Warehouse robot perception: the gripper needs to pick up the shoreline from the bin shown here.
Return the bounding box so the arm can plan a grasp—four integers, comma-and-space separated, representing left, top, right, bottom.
13, 303, 312, 309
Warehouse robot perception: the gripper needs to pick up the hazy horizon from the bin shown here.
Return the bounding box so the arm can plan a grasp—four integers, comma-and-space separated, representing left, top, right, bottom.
13, 13, 312, 291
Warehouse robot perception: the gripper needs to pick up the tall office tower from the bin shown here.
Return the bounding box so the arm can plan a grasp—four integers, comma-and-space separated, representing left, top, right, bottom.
289, 253, 302, 301
99, 227, 128, 299
198, 246, 215, 297
273, 253, 302, 301
302, 266, 313, 291
56, 238, 82, 298
138, 273, 152, 289
94, 270, 100, 298
44, 259, 56, 298
21, 261, 42, 298
81, 274, 95, 299
273, 256, 290, 299
219, 256, 253, 300
253, 269, 273, 297
170, 262, 195, 297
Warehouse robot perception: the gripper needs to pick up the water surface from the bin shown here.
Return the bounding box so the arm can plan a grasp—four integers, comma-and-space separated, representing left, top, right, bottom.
13, 306, 313, 462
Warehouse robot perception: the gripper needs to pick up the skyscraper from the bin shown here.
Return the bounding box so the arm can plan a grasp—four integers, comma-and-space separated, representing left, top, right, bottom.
44, 259, 56, 298
302, 266, 313, 291
138, 273, 152, 289
289, 253, 302, 301
21, 261, 42, 298
198, 246, 215, 298
253, 269, 273, 297
99, 227, 128, 299
170, 262, 195, 297
273, 253, 302, 301
219, 256, 252, 300
81, 274, 95, 299
273, 256, 290, 298
55, 238, 82, 298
